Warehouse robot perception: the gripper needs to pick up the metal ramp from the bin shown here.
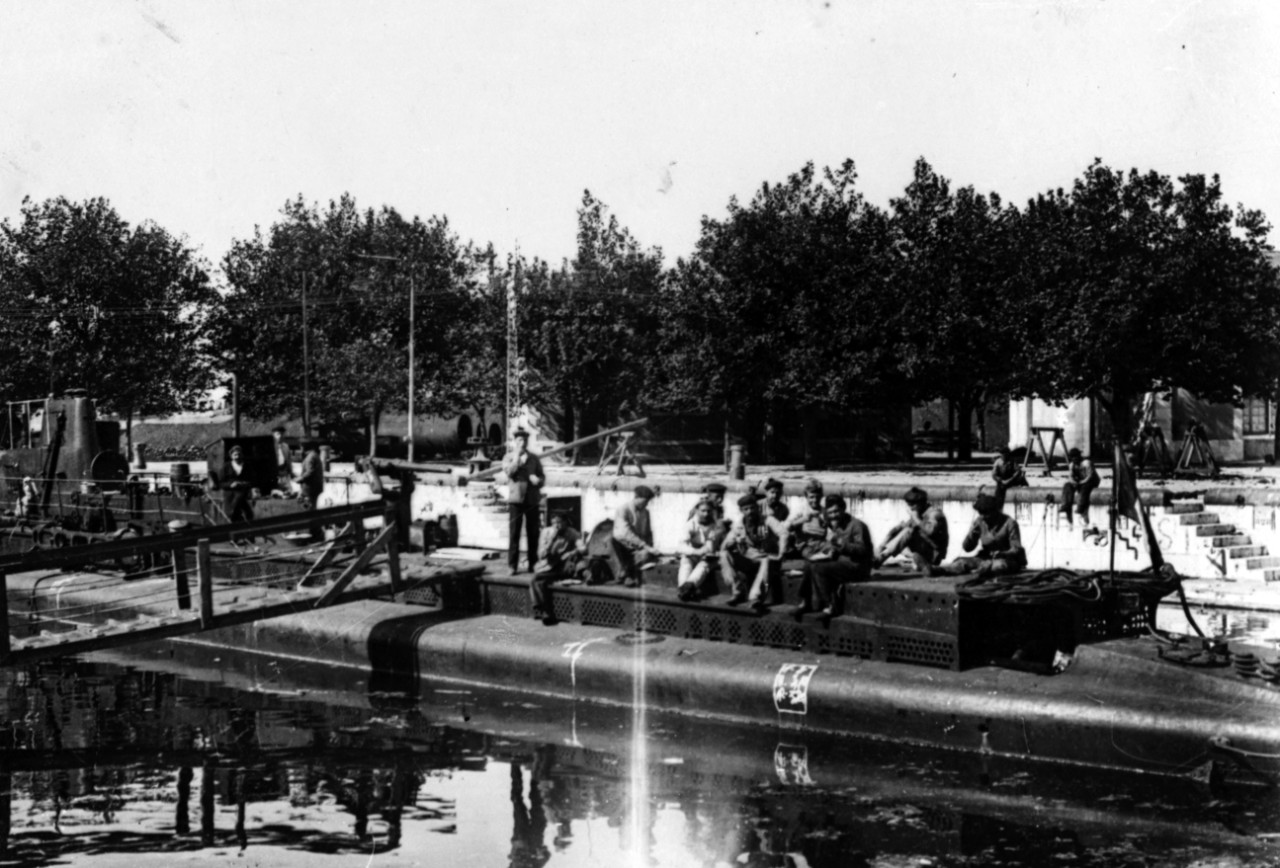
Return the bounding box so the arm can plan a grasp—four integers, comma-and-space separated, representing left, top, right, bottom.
0, 501, 456, 667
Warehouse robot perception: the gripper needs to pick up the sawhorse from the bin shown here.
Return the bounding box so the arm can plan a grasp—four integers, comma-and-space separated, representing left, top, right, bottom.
1134, 425, 1173, 476
1175, 427, 1220, 477
1024, 426, 1069, 476
595, 431, 646, 478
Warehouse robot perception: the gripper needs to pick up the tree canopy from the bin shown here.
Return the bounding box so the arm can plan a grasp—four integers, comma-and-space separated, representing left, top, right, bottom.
208, 194, 493, 449
0, 196, 216, 437
7, 157, 1278, 464
1011, 161, 1280, 439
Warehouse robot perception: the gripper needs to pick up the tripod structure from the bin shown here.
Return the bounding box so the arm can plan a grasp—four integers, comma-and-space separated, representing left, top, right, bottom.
1133, 423, 1173, 476
1174, 421, 1219, 477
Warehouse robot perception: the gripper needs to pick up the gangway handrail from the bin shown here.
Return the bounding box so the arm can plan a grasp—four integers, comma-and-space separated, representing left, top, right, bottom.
0, 500, 386, 574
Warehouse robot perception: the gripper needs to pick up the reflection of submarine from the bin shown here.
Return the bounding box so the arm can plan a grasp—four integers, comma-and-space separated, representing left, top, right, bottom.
30, 643, 1280, 858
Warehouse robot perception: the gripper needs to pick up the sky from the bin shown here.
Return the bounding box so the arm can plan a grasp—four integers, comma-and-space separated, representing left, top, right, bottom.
2, 1, 1279, 276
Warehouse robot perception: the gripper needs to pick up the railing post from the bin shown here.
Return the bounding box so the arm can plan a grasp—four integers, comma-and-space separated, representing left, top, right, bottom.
197, 540, 213, 628
0, 569, 10, 664
173, 544, 191, 611
384, 506, 402, 596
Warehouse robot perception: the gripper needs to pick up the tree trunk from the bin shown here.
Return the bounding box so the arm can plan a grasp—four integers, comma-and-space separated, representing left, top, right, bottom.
570, 400, 584, 466
1273, 385, 1280, 464
1098, 389, 1135, 449
125, 407, 133, 457
955, 394, 974, 461
946, 400, 956, 461
801, 405, 820, 471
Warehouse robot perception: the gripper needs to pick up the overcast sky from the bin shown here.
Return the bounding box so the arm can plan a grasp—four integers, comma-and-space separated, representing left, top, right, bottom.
2, 1, 1277, 274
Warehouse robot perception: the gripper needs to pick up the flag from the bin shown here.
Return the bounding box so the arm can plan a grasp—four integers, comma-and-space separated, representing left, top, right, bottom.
1114, 442, 1164, 569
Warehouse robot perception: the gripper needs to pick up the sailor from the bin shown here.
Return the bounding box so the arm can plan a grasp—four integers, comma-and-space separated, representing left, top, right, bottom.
611, 485, 661, 587
271, 426, 294, 492
937, 493, 1026, 577
786, 478, 827, 558
1060, 447, 1101, 532
793, 494, 873, 623
875, 486, 949, 570
720, 491, 788, 612
761, 477, 789, 523
675, 498, 725, 601
18, 476, 40, 518
503, 428, 544, 574
991, 446, 1027, 509
687, 481, 728, 521
219, 444, 255, 522
298, 441, 326, 511
530, 511, 586, 625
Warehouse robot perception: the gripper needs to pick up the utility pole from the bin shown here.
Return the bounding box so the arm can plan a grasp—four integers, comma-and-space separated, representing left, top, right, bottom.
407, 272, 415, 463
301, 272, 311, 439
353, 253, 416, 461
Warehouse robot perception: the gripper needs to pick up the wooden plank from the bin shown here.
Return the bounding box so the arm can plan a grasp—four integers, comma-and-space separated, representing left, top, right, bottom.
0, 501, 385, 574
296, 527, 348, 590
4, 565, 482, 667
313, 525, 395, 609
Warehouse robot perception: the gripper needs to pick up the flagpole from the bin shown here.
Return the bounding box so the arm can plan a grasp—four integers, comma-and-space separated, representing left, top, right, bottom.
1109, 440, 1119, 581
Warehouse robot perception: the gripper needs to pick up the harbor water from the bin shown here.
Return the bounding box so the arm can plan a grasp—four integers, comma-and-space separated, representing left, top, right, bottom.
0, 638, 1277, 868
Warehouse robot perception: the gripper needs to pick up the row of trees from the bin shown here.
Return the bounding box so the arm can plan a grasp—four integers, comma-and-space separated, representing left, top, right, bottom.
2, 157, 1278, 464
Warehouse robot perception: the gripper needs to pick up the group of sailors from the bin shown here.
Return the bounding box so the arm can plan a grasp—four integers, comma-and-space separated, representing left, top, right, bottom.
500, 428, 1106, 626
523, 478, 1027, 627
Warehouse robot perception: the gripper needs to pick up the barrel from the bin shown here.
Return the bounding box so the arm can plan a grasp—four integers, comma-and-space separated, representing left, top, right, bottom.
170, 462, 191, 490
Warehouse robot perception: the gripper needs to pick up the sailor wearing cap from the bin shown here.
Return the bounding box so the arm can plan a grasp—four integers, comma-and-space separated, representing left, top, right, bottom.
219, 444, 256, 522
503, 428, 545, 574
793, 494, 872, 623
720, 491, 788, 612
688, 481, 728, 521
935, 493, 1026, 577
675, 498, 726, 601
760, 477, 789, 523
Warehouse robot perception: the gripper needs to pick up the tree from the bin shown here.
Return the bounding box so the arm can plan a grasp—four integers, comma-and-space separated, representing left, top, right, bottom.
1011, 161, 1280, 443
209, 194, 491, 453
654, 161, 902, 467
516, 192, 663, 455
0, 196, 216, 448
889, 158, 1019, 460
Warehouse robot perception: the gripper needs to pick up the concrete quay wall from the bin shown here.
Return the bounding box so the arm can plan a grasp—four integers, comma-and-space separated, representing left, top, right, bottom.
378, 470, 1280, 587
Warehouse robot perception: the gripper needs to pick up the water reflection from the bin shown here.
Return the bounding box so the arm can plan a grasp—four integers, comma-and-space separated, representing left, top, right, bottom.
0, 651, 1277, 867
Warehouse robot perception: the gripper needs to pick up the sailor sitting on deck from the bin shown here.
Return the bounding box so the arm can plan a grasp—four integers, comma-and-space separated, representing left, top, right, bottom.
935, 493, 1026, 577
721, 491, 789, 613
991, 446, 1027, 509
760, 477, 789, 523
675, 497, 727, 602
530, 511, 587, 625
786, 479, 828, 558
792, 494, 873, 624
610, 485, 661, 587
687, 481, 728, 522
1060, 447, 1101, 534
874, 486, 948, 571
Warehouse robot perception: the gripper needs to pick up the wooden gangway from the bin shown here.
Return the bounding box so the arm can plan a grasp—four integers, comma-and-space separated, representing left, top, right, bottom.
0, 501, 448, 667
